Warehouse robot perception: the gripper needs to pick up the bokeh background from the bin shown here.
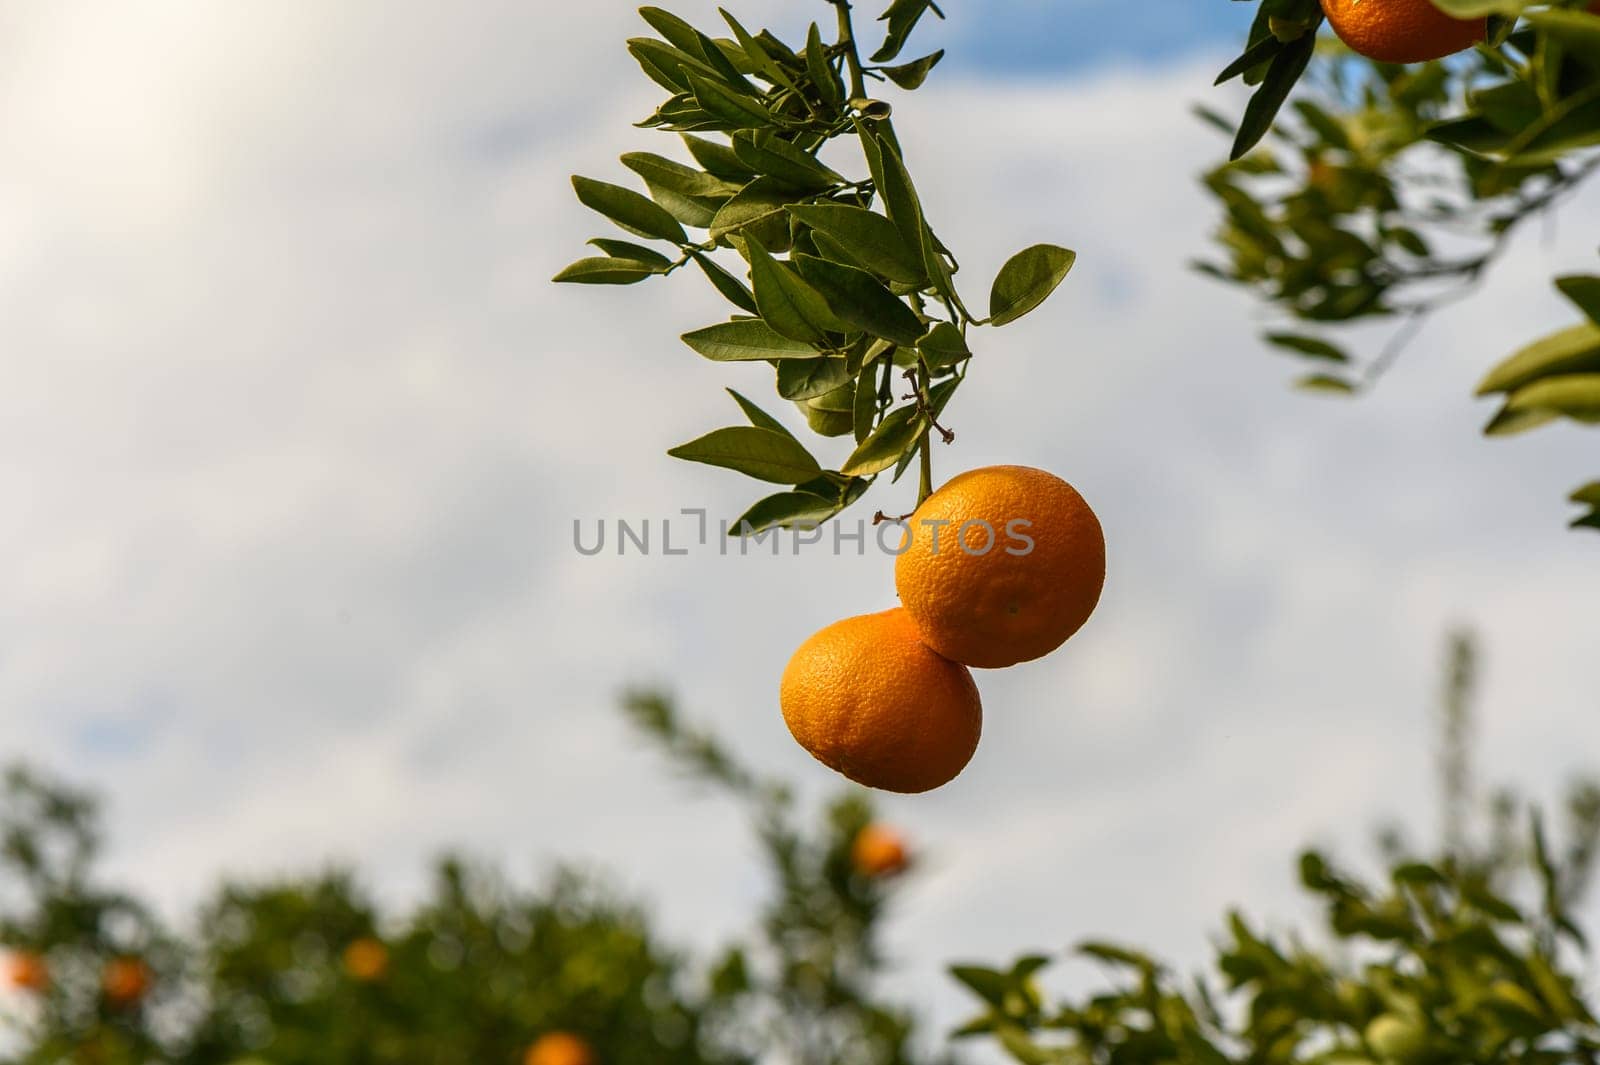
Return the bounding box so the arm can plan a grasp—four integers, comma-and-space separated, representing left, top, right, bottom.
3, 0, 1597, 1038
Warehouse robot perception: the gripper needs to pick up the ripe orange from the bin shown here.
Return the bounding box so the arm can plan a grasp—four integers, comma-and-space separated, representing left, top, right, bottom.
4, 951, 48, 993
342, 937, 389, 982
1320, 0, 1484, 63
851, 824, 910, 877
895, 466, 1104, 669
780, 608, 982, 794
525, 1031, 597, 1065
102, 957, 152, 1006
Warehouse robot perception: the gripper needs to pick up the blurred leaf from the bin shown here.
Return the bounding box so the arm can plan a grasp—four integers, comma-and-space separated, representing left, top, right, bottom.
1504, 374, 1600, 423
1556, 276, 1600, 325
1265, 332, 1350, 363
1296, 374, 1357, 395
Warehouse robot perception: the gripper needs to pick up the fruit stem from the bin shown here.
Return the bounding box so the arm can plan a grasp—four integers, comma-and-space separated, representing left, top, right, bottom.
916, 362, 934, 504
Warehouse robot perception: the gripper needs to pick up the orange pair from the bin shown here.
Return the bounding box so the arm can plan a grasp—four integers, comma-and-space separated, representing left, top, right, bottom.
781, 466, 1106, 794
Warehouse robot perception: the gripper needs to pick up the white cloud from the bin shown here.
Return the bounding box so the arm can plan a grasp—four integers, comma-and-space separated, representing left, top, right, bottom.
0, 2, 1597, 1051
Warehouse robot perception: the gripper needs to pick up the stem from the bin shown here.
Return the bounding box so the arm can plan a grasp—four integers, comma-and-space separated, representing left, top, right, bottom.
916, 362, 933, 504
830, 0, 868, 102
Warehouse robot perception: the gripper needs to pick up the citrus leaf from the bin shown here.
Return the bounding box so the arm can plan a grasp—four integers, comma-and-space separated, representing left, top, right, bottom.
571, 175, 687, 243
588, 239, 673, 269
840, 404, 923, 476
1265, 332, 1349, 363
686, 71, 772, 129
1505, 374, 1600, 423
919, 321, 971, 369
730, 491, 842, 535
989, 244, 1077, 327
1477, 323, 1600, 395
667, 426, 821, 484
682, 319, 817, 362
806, 23, 844, 108
552, 257, 661, 285
1230, 33, 1315, 161
776, 356, 854, 401
709, 178, 792, 245
1556, 275, 1600, 325
692, 253, 758, 314
881, 50, 944, 90
682, 134, 755, 182
726, 388, 796, 437
731, 130, 843, 192
785, 203, 926, 285
1296, 373, 1357, 395
747, 235, 843, 343
793, 255, 925, 345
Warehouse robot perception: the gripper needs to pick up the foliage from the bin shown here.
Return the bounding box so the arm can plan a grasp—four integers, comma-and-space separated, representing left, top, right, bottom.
1202, 0, 1600, 529
554, 1, 1076, 531
0, 701, 946, 1065
956, 630, 1600, 1064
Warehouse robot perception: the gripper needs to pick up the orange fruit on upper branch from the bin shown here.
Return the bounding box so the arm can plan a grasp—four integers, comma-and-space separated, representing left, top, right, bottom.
4, 951, 48, 993
895, 465, 1105, 669
780, 608, 981, 794
852, 824, 910, 877
525, 1032, 598, 1065
1319, 0, 1484, 63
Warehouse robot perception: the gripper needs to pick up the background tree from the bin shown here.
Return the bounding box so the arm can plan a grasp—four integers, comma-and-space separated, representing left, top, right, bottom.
0, 701, 947, 1065
954, 630, 1600, 1064
1200, 0, 1600, 529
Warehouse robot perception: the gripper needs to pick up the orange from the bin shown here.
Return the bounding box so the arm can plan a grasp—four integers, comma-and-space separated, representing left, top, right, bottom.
1320, 0, 1484, 63
4, 951, 48, 993
780, 608, 981, 794
525, 1032, 597, 1065
342, 937, 389, 981
102, 957, 152, 1006
895, 466, 1104, 669
851, 824, 910, 877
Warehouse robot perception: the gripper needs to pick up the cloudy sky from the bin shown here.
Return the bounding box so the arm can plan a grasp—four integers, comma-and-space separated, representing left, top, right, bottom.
2, 0, 1598, 1049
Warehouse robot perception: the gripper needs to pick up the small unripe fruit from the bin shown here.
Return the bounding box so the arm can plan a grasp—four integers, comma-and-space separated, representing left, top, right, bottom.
1365, 1013, 1429, 1063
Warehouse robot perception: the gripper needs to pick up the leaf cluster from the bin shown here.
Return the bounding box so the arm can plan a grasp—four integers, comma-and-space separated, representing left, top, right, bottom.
556, 3, 1075, 528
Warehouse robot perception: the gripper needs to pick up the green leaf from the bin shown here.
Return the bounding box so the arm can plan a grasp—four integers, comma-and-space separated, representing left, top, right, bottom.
626, 38, 723, 93
881, 50, 944, 90
730, 491, 842, 534
1231, 33, 1315, 161
841, 403, 923, 476
1265, 332, 1349, 363
588, 238, 673, 269
682, 319, 817, 362
1556, 275, 1600, 325
777, 356, 854, 401
692, 253, 759, 314
1505, 374, 1600, 423
1077, 941, 1158, 970
853, 360, 880, 443
1296, 373, 1357, 395
731, 130, 844, 192
918, 321, 970, 369
793, 255, 925, 345
747, 235, 843, 343
638, 7, 712, 60
989, 244, 1077, 327
683, 134, 756, 182
551, 257, 661, 285
1483, 401, 1560, 437
871, 0, 939, 63
571, 175, 687, 243
727, 388, 796, 437
864, 132, 956, 304
667, 426, 822, 484
1476, 323, 1600, 395
686, 71, 773, 129
709, 178, 793, 245
1571, 482, 1600, 531
785, 204, 926, 285
1215, 35, 1284, 86
948, 964, 1010, 1010
806, 24, 843, 108
621, 152, 738, 198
